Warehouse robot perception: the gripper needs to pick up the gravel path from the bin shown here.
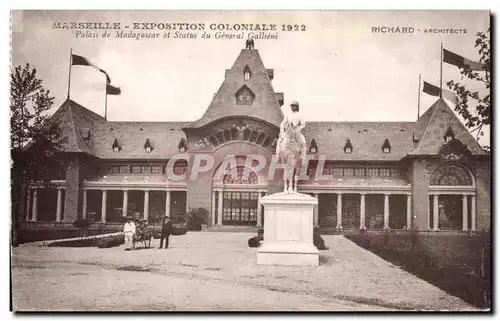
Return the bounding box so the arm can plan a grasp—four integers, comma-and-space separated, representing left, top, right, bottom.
11, 232, 477, 311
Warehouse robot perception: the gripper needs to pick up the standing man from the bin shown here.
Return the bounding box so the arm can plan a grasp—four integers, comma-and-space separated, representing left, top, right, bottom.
159, 216, 173, 249
123, 216, 136, 251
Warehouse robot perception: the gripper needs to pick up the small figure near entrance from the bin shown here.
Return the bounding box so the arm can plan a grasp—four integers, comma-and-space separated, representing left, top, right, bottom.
276, 101, 307, 194
159, 216, 173, 249
245, 38, 255, 50
123, 217, 136, 251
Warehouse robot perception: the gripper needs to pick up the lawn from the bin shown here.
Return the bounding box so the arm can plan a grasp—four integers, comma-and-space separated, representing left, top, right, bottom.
345, 231, 491, 309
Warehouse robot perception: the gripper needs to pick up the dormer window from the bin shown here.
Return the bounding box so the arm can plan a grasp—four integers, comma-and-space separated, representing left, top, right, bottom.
112, 138, 121, 152
144, 138, 153, 153
344, 139, 353, 154
243, 65, 252, 81
235, 85, 255, 105
444, 126, 455, 143
382, 138, 391, 154
309, 138, 318, 153
178, 138, 187, 153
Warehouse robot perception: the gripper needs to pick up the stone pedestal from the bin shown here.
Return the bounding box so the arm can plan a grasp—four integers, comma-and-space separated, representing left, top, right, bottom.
257, 192, 319, 266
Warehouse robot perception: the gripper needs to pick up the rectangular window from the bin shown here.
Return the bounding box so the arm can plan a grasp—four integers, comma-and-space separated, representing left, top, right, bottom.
142, 166, 151, 174
151, 166, 162, 174
173, 165, 186, 175
379, 168, 391, 177
343, 168, 354, 176
332, 168, 343, 177
390, 168, 401, 177
131, 165, 141, 174
120, 165, 130, 174
245, 94, 252, 101
367, 168, 378, 176
109, 166, 120, 174
354, 168, 365, 176
323, 167, 330, 175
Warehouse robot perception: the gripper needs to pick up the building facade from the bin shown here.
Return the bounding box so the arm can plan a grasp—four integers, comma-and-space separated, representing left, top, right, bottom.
22, 47, 491, 233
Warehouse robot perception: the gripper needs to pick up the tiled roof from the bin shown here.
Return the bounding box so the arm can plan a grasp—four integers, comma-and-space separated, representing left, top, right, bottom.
413, 102, 436, 141
303, 122, 416, 161
409, 98, 486, 156
186, 49, 284, 128
51, 99, 106, 154
92, 121, 190, 159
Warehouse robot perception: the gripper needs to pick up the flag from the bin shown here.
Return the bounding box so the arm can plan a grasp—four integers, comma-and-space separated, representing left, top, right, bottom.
71, 53, 111, 83
422, 81, 458, 104
443, 48, 486, 71
106, 83, 121, 95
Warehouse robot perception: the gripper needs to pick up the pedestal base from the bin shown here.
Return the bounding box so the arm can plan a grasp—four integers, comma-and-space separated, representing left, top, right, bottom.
257, 192, 319, 266
257, 242, 319, 266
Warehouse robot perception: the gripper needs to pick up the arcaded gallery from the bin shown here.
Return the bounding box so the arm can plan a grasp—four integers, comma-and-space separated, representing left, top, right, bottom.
22, 46, 490, 234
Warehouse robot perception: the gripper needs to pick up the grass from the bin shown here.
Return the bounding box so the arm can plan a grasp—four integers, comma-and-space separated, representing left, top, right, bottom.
345, 231, 491, 309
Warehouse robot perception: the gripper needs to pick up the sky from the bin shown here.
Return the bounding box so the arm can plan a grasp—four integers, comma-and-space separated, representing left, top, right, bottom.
11, 10, 490, 145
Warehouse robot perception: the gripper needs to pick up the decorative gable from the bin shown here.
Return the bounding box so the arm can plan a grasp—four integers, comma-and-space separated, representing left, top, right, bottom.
382, 138, 391, 153
410, 98, 485, 155
243, 65, 252, 81
144, 138, 153, 153
344, 139, 353, 154
235, 85, 255, 105
178, 137, 188, 152
309, 138, 318, 153
112, 138, 121, 152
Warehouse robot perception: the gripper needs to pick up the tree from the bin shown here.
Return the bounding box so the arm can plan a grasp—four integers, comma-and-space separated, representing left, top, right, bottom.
446, 28, 490, 147
10, 63, 66, 247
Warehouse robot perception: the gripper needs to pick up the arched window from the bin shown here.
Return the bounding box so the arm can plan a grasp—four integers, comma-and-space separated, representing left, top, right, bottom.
223, 166, 258, 184
430, 163, 473, 186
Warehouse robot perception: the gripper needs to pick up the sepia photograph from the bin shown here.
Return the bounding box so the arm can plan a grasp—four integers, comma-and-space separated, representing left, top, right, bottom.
9, 10, 491, 311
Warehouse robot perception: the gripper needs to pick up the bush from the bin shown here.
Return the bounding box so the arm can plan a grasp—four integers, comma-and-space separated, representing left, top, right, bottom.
186, 207, 208, 230
96, 235, 125, 248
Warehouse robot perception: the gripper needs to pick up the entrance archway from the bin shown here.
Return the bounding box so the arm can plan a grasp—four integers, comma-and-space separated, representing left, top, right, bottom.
429, 162, 476, 231
212, 156, 268, 226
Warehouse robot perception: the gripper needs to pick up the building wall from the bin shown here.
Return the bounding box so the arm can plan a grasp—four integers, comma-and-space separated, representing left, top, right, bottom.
186, 142, 272, 226
411, 159, 430, 230
475, 159, 491, 231
63, 156, 82, 222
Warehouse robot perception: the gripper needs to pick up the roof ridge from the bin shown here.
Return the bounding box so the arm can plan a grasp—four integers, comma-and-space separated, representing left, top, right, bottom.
411, 99, 441, 153
67, 101, 84, 153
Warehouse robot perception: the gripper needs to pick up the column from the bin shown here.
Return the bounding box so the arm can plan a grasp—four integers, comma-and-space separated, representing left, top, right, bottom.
313, 193, 319, 227
122, 190, 128, 217
471, 195, 476, 231
144, 190, 149, 222
31, 188, 38, 222
462, 194, 468, 231
101, 190, 107, 223
383, 194, 390, 230
433, 194, 439, 231
217, 191, 223, 226
336, 193, 343, 229
211, 191, 216, 226
165, 190, 171, 218
257, 192, 262, 228
26, 189, 32, 221
406, 194, 412, 230
82, 189, 87, 219
56, 188, 63, 222
360, 193, 366, 230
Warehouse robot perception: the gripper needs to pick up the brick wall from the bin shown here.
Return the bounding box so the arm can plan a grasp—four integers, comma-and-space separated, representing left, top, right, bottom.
63, 156, 82, 222
475, 160, 491, 231
411, 159, 430, 230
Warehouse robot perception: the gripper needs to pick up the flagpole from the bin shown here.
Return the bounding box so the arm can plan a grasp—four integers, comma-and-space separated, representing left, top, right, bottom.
439, 42, 443, 98
104, 87, 108, 121
417, 73, 421, 119
67, 48, 72, 100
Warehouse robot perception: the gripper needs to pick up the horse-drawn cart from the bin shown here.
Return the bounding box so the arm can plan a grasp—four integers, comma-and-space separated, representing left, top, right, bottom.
132, 222, 153, 249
